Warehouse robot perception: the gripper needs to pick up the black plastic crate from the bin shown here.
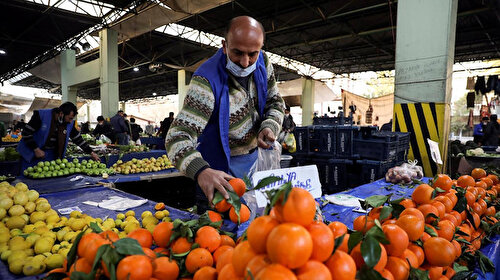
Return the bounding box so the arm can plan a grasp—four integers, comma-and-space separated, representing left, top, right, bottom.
291, 155, 311, 167
396, 150, 408, 165
313, 158, 354, 194
313, 117, 353, 125
354, 126, 379, 139
353, 133, 398, 161
315, 126, 336, 157
294, 127, 310, 155
336, 126, 358, 158
0, 161, 21, 176
376, 131, 410, 153
357, 159, 395, 184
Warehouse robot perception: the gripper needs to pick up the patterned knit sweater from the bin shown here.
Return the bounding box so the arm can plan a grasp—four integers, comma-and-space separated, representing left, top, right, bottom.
165, 51, 285, 180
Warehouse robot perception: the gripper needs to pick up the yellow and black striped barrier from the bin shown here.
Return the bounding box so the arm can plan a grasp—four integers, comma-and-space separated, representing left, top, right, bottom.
394, 103, 446, 177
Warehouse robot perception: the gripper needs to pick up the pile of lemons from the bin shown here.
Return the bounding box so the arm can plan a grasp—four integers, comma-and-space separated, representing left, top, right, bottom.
111, 155, 174, 175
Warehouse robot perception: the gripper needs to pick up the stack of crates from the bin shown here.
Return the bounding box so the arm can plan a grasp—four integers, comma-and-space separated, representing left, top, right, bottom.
293, 124, 410, 194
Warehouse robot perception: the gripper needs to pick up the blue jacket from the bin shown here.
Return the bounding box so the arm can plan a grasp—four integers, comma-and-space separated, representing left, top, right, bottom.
110, 114, 128, 133
194, 48, 268, 172
473, 123, 484, 136
17, 109, 73, 162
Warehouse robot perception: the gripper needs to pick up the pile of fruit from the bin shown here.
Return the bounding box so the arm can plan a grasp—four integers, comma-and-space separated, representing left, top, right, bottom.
0, 147, 21, 162
1, 134, 22, 143
23, 158, 115, 179
111, 155, 174, 175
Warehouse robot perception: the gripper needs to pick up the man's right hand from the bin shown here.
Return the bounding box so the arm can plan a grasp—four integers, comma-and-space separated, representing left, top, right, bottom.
34, 148, 45, 159
197, 168, 234, 204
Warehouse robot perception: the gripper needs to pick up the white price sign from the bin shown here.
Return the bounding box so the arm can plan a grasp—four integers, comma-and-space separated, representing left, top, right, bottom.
251, 165, 322, 208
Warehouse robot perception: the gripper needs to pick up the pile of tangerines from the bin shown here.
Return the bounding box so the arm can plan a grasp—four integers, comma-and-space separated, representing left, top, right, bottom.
45, 169, 499, 280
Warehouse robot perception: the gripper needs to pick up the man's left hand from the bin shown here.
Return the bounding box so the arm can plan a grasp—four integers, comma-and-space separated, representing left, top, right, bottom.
90, 152, 101, 162
257, 128, 275, 149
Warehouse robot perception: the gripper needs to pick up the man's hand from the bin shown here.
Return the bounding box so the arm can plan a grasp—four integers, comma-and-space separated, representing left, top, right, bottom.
34, 148, 45, 159
90, 152, 101, 162
257, 128, 276, 149
197, 168, 234, 204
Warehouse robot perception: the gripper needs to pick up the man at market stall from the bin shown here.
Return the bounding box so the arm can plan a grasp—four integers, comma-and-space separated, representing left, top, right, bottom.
473, 116, 489, 145
129, 118, 143, 143
93, 116, 115, 143
17, 102, 100, 170
110, 110, 129, 145
165, 16, 285, 204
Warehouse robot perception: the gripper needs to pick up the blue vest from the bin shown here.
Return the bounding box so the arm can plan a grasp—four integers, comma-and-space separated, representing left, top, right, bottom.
194, 48, 268, 172
17, 109, 74, 162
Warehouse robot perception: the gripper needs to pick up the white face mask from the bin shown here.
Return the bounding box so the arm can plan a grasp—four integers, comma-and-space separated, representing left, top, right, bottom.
226, 53, 257, 77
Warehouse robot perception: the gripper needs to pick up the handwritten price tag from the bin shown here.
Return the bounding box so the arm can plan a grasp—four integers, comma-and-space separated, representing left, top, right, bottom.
252, 165, 322, 207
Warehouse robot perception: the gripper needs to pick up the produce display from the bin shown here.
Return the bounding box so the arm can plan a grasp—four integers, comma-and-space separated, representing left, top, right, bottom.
1, 134, 22, 143
0, 147, 20, 162
23, 158, 115, 179
111, 155, 174, 174
385, 161, 424, 184
66, 142, 150, 158
466, 147, 500, 158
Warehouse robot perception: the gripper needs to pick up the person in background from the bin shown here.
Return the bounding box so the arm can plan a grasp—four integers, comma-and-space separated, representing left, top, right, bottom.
93, 116, 115, 143
482, 115, 499, 146
145, 122, 155, 136
380, 119, 393, 131
0, 121, 6, 138
473, 117, 489, 145
110, 110, 129, 145
123, 113, 132, 143
80, 121, 90, 134
17, 102, 100, 170
165, 16, 284, 204
282, 106, 296, 133
158, 112, 174, 139
130, 118, 143, 143
9, 120, 18, 132
15, 119, 26, 131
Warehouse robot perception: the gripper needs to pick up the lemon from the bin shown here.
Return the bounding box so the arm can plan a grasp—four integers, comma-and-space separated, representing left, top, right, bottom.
0, 208, 6, 219
0, 229, 10, 243
36, 202, 51, 212
30, 212, 46, 223
9, 259, 25, 274
69, 210, 82, 218
10, 228, 23, 236
58, 248, 70, 258
141, 211, 153, 219
13, 192, 28, 206
25, 234, 40, 246
0, 243, 8, 254
35, 198, 48, 205
1, 250, 12, 261
27, 190, 39, 202
23, 258, 46, 276
34, 237, 54, 254
142, 216, 158, 226
45, 253, 64, 270
51, 244, 61, 254
154, 211, 165, 220
0, 197, 14, 209
8, 205, 25, 216
124, 222, 140, 234
116, 213, 125, 220
14, 183, 28, 192
20, 214, 29, 223
56, 229, 67, 242
33, 226, 49, 235
8, 250, 27, 264
6, 216, 26, 229
70, 219, 86, 231
46, 214, 60, 224
125, 210, 135, 217
63, 231, 77, 242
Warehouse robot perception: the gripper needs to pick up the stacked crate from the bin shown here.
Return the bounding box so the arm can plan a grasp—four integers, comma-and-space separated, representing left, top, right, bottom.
293, 124, 410, 194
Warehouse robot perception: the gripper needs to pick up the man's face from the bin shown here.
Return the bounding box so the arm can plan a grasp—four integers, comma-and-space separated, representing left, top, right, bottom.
63, 112, 75, 123
222, 26, 263, 68
98, 121, 104, 125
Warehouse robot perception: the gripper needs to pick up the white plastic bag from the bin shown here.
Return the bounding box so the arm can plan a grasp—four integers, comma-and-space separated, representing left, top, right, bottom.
98, 134, 112, 144
385, 160, 424, 184
248, 141, 282, 178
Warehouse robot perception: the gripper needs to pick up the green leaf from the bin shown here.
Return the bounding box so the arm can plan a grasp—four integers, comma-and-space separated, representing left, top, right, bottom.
450, 271, 476, 280
226, 191, 243, 223
66, 230, 86, 272
426, 213, 439, 220
424, 225, 438, 237
361, 235, 381, 268
409, 266, 429, 280
358, 266, 385, 280
347, 231, 363, 253
366, 226, 389, 244
89, 245, 110, 279
333, 234, 346, 255
453, 262, 469, 273
477, 251, 495, 275
114, 238, 145, 255
453, 196, 467, 213
455, 228, 470, 237
365, 195, 391, 208
480, 220, 490, 232
89, 222, 103, 233
102, 246, 122, 280
466, 210, 477, 230
70, 271, 91, 280
380, 206, 393, 221
264, 181, 292, 215
212, 192, 224, 206
455, 238, 471, 245
253, 176, 282, 190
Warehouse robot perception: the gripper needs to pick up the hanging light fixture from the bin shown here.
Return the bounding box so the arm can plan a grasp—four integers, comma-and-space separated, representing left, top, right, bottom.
133, 67, 139, 72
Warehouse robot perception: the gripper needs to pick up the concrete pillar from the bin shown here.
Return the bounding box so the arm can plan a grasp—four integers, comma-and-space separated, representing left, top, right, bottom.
301, 78, 315, 126
87, 103, 91, 122
99, 29, 119, 119
177, 70, 192, 111
60, 50, 77, 104
394, 0, 457, 176
120, 101, 126, 111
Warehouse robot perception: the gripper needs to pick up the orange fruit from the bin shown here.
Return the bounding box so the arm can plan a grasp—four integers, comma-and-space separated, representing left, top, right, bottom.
382, 224, 409, 257
213, 245, 233, 264
399, 208, 425, 221
436, 219, 456, 240
457, 175, 475, 188
247, 216, 279, 253
170, 237, 192, 254
325, 250, 356, 280
216, 249, 234, 273
475, 180, 487, 190
218, 263, 241, 280
411, 184, 434, 205
445, 192, 458, 207
245, 254, 272, 279
220, 235, 236, 247
369, 206, 392, 222
207, 210, 222, 223
69, 258, 92, 274
336, 233, 349, 253
254, 263, 297, 280
128, 228, 153, 248
486, 174, 499, 184
185, 248, 213, 274
433, 196, 453, 213
431, 201, 446, 219
153, 222, 173, 248
232, 241, 258, 276
295, 260, 332, 280
471, 168, 486, 179
116, 255, 153, 280
229, 178, 246, 197
77, 233, 102, 257
143, 247, 157, 259
423, 237, 455, 267
100, 230, 119, 242
379, 269, 395, 280
395, 214, 424, 241
328, 221, 348, 238
152, 256, 179, 280
273, 187, 316, 227
215, 199, 231, 212
266, 223, 313, 269
444, 267, 456, 279
81, 238, 110, 262
307, 221, 334, 262
401, 249, 418, 268
229, 204, 250, 224
193, 266, 216, 280
352, 215, 375, 234
485, 206, 495, 216
407, 244, 424, 266
451, 239, 461, 260
433, 174, 453, 191
399, 199, 416, 209
195, 226, 221, 253
442, 213, 459, 227
481, 177, 493, 187
417, 204, 439, 224
155, 202, 165, 211
385, 256, 409, 280
350, 242, 387, 272
421, 264, 444, 280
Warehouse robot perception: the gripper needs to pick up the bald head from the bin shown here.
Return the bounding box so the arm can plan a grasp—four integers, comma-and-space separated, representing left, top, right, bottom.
223, 16, 265, 68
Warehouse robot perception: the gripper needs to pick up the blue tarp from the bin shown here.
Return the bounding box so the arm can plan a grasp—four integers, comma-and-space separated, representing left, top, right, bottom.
99, 168, 178, 184
13, 174, 103, 194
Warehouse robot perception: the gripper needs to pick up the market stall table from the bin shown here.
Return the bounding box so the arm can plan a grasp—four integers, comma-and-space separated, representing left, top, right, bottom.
99, 167, 181, 184
73, 149, 168, 168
